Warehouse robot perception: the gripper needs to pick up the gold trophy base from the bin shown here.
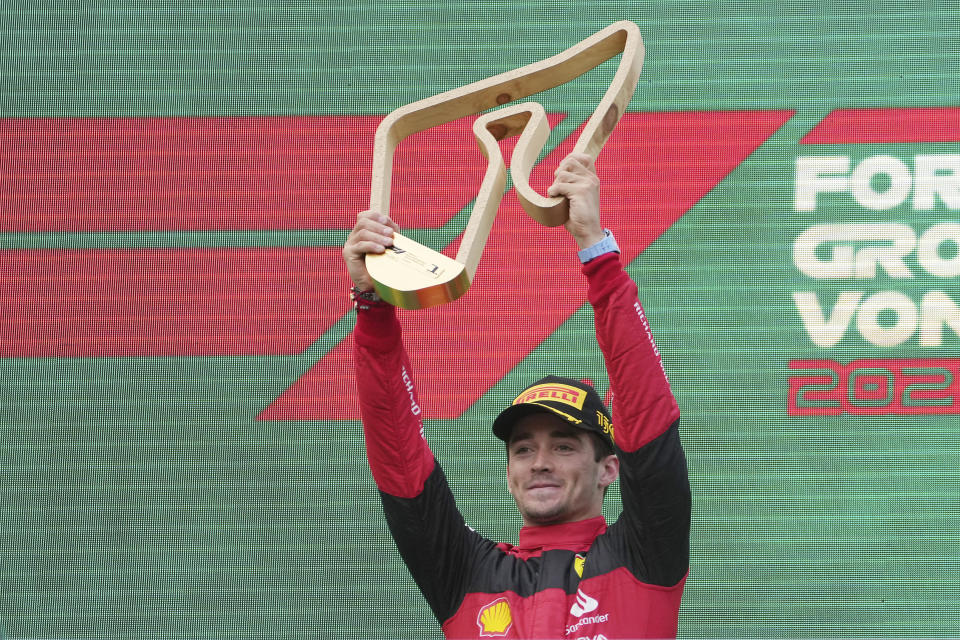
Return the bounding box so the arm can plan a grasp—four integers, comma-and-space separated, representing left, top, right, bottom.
365, 232, 470, 310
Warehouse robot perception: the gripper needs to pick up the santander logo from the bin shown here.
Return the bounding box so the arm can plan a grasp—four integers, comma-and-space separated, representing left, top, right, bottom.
570, 589, 599, 617
566, 588, 610, 636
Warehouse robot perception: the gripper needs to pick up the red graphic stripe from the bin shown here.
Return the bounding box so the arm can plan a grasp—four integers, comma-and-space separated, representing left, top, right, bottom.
801, 107, 960, 144
0, 246, 348, 357
0, 114, 562, 357
262, 110, 795, 420
0, 115, 493, 232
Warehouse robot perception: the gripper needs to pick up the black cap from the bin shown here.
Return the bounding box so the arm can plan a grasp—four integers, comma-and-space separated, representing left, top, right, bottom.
492, 375, 614, 449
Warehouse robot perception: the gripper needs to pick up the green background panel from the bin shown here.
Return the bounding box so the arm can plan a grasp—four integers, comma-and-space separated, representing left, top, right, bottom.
2, 1, 960, 638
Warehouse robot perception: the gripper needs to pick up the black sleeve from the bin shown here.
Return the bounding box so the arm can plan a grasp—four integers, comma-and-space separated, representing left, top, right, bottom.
378, 460, 493, 624
597, 420, 691, 587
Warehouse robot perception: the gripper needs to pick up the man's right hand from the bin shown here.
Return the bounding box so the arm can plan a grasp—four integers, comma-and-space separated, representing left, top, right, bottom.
342, 211, 400, 291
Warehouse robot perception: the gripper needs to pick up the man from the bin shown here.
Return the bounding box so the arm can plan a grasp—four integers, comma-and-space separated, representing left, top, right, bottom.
343, 152, 690, 638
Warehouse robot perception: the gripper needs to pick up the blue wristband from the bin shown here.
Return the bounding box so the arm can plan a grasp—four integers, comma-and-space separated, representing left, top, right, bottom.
577, 229, 620, 264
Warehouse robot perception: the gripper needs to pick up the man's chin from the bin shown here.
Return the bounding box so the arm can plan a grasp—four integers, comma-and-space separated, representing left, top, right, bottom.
519, 501, 567, 526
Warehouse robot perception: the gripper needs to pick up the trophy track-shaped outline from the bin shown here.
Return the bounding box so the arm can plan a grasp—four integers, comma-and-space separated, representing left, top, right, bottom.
365, 20, 644, 309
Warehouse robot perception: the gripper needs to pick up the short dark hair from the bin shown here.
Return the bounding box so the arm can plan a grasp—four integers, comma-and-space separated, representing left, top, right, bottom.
587, 432, 615, 462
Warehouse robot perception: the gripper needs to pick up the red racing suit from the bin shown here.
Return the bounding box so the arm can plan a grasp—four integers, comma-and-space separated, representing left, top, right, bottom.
354, 253, 691, 638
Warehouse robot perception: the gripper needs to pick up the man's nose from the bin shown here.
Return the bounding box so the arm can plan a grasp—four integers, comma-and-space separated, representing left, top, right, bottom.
531, 448, 553, 471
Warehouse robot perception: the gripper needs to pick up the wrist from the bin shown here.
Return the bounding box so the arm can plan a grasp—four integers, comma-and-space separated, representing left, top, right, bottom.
574, 229, 606, 250
350, 285, 383, 309
577, 229, 620, 264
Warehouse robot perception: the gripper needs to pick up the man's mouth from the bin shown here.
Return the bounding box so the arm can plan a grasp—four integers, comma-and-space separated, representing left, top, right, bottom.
527, 481, 562, 490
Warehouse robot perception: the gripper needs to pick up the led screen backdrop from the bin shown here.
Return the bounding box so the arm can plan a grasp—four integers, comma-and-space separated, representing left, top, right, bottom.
1, 1, 959, 638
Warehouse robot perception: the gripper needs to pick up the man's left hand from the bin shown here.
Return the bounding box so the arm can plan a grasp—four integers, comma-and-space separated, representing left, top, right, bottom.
547, 152, 605, 249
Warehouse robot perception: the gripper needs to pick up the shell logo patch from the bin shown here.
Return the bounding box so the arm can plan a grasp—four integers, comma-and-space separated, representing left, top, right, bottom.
477, 597, 513, 636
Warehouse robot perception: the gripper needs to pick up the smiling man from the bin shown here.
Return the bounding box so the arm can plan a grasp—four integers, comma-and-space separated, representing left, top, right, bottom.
344, 152, 691, 638
498, 380, 620, 527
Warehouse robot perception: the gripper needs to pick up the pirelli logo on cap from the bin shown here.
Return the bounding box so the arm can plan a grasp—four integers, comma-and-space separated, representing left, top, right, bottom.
512, 383, 587, 410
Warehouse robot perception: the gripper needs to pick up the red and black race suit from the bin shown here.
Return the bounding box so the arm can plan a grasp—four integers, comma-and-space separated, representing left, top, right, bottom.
354, 253, 690, 638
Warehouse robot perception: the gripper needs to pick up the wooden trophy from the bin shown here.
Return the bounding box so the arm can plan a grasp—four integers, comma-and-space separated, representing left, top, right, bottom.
365, 21, 644, 309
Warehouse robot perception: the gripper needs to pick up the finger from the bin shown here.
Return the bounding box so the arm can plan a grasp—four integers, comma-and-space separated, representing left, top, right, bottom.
345, 229, 394, 259
554, 164, 590, 183
554, 152, 594, 175
352, 215, 396, 240
357, 210, 401, 232
351, 239, 392, 255
372, 212, 401, 232
568, 152, 594, 168
551, 169, 587, 188
547, 180, 574, 198
355, 225, 395, 247
553, 169, 590, 185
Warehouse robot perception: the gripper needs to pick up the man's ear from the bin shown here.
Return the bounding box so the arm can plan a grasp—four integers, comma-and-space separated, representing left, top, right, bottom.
506, 459, 513, 495
599, 454, 619, 489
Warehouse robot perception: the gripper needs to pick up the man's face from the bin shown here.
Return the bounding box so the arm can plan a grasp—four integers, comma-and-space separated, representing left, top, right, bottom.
506, 412, 619, 527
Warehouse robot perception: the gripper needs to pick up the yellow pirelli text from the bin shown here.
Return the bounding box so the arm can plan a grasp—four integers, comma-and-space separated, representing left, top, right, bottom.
512, 384, 587, 409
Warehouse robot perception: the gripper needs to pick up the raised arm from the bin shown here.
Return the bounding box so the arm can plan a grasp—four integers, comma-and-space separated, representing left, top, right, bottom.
344, 212, 485, 624
344, 211, 436, 497
550, 153, 690, 587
